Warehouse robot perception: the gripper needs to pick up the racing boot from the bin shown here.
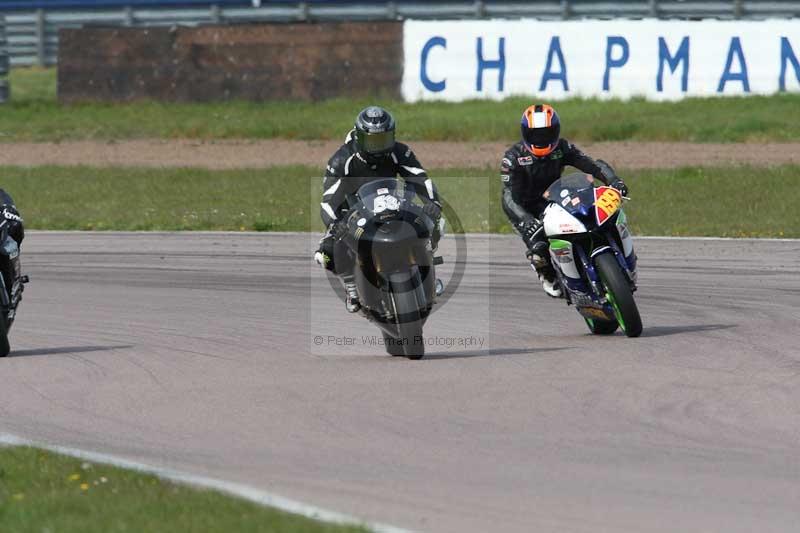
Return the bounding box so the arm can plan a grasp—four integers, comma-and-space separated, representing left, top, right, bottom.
527, 243, 563, 299
343, 277, 361, 313
435, 278, 445, 297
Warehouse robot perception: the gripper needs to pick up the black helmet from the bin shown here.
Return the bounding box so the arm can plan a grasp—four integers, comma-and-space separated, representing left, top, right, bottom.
354, 106, 396, 158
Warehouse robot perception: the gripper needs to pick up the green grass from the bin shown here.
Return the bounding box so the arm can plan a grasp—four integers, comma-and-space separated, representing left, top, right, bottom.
4, 164, 798, 237
0, 446, 369, 533
7, 67, 57, 103
623, 166, 798, 238
6, 166, 315, 231
4, 67, 800, 143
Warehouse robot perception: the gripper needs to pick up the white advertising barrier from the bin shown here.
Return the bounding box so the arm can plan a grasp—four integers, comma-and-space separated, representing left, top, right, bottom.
402, 19, 800, 102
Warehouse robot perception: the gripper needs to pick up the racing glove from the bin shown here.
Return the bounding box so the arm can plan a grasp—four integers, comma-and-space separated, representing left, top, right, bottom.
610, 178, 629, 197
313, 245, 333, 270
422, 200, 442, 221
1, 204, 24, 245
518, 218, 543, 249
313, 221, 346, 271
2, 205, 22, 223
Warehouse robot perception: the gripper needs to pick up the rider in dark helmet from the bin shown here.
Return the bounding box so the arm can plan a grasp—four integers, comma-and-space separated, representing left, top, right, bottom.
314, 106, 443, 313
501, 104, 627, 298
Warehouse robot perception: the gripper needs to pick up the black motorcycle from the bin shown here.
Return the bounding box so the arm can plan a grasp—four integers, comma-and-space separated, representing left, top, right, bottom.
339, 178, 441, 359
0, 220, 28, 357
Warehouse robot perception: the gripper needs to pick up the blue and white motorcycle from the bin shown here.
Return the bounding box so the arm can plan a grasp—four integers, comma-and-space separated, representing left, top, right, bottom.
541, 173, 642, 337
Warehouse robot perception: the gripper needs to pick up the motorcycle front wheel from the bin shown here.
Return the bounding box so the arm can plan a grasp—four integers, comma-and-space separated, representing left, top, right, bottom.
390, 285, 425, 360
584, 317, 619, 335
381, 331, 405, 356
595, 253, 643, 338
0, 315, 9, 356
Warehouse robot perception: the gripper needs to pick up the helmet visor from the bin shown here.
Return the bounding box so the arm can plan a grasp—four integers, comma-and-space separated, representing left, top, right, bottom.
523, 124, 559, 148
356, 129, 395, 154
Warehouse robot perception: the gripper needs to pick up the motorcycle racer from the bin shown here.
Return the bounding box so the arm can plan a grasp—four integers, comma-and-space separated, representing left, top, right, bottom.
314, 106, 442, 313
501, 104, 627, 298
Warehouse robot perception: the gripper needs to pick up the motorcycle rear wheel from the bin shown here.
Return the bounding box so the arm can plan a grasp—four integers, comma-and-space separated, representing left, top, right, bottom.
595, 253, 643, 338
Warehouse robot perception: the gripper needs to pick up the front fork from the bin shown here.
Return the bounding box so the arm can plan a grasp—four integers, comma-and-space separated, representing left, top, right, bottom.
550, 234, 637, 304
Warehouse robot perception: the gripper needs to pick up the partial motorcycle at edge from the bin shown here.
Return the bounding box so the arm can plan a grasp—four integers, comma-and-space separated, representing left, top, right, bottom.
0, 218, 29, 356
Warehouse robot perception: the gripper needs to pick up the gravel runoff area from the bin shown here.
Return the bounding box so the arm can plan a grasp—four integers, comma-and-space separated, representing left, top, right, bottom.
0, 140, 796, 169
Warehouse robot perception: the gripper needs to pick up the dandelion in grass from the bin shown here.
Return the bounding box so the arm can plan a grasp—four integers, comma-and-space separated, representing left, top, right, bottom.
80, 483, 89, 491
68, 473, 81, 481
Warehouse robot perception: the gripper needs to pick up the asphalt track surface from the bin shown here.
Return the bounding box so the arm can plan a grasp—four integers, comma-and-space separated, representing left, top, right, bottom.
1, 232, 798, 533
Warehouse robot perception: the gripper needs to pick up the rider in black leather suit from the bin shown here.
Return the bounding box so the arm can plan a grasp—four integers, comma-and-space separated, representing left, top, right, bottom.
501, 104, 627, 297
314, 106, 442, 312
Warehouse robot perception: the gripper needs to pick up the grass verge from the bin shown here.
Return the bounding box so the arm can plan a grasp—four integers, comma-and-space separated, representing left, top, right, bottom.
4, 68, 800, 143
0, 445, 369, 533
5, 164, 798, 238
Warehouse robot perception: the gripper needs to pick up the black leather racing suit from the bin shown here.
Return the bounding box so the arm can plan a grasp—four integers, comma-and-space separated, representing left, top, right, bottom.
0, 189, 24, 245
319, 132, 441, 275
501, 139, 615, 251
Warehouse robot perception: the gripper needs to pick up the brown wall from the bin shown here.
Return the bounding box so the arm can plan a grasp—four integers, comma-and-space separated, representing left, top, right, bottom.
58, 22, 403, 102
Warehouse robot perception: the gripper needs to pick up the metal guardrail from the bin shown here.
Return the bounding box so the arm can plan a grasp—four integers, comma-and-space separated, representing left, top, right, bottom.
0, 15, 8, 102
3, 1, 800, 67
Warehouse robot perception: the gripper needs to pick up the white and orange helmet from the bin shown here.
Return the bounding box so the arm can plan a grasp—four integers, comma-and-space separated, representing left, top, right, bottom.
521, 104, 560, 157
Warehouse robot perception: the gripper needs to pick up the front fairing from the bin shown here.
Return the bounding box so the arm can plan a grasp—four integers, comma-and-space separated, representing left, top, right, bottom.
347, 179, 436, 322
346, 178, 435, 288
543, 203, 588, 237
543, 174, 599, 230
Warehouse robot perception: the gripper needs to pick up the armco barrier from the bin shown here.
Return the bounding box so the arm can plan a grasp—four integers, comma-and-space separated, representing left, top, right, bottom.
0, 15, 7, 103
5, 2, 800, 67
57, 21, 402, 102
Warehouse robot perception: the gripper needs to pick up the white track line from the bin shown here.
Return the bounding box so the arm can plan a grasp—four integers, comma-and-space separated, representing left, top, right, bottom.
0, 433, 412, 533
633, 236, 799, 242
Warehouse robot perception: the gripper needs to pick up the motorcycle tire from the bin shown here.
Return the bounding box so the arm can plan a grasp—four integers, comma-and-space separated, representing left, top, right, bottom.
595, 253, 643, 338
390, 286, 425, 360
0, 316, 9, 357
584, 317, 619, 335
382, 331, 405, 356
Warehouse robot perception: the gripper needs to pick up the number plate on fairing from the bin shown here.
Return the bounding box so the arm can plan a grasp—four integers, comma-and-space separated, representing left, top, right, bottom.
595, 186, 622, 225
579, 306, 614, 321
373, 194, 400, 214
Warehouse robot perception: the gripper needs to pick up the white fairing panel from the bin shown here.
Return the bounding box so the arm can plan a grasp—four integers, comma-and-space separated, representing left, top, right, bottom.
543, 204, 588, 237
550, 243, 581, 279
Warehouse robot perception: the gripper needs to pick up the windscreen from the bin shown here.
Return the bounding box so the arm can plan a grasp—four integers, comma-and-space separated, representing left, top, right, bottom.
543, 173, 596, 201
356, 178, 412, 215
